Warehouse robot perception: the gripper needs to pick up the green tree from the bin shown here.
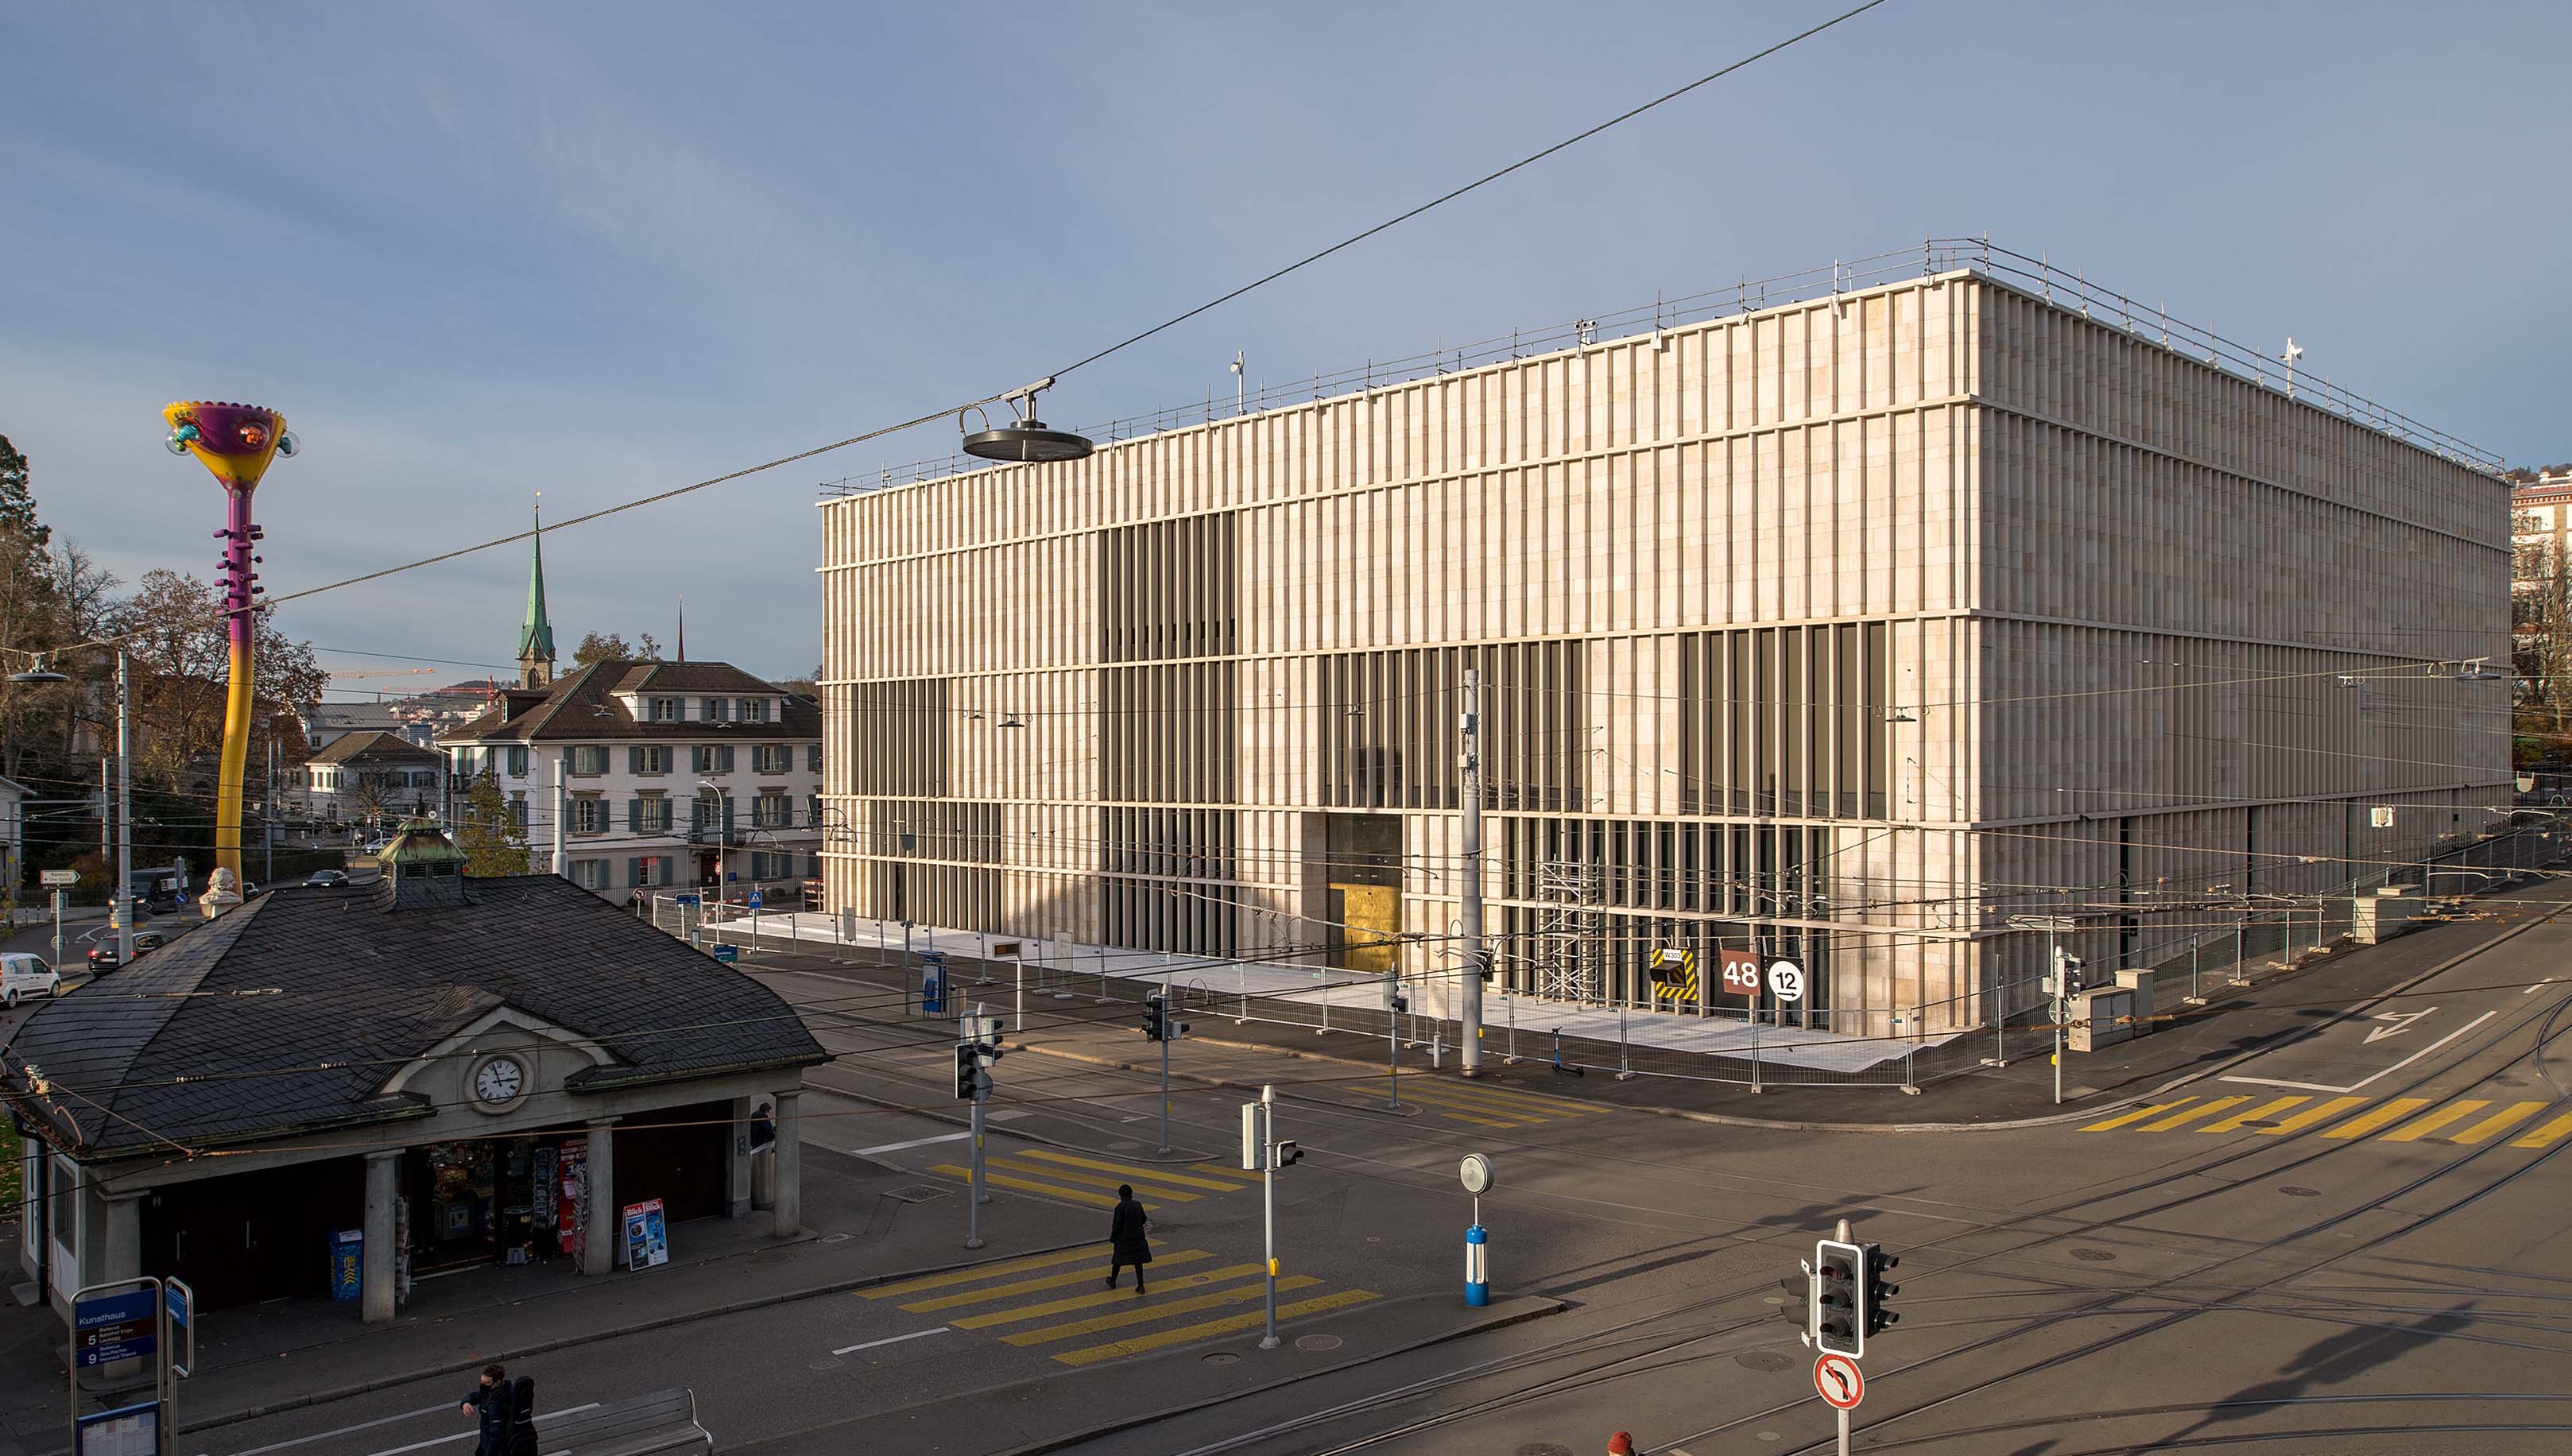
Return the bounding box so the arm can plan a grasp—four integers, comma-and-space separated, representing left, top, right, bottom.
0, 436, 48, 545
572, 631, 630, 666
455, 766, 533, 876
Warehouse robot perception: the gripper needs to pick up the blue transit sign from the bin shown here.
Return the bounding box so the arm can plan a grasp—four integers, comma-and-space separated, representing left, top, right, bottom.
165, 1281, 188, 1328
712, 945, 739, 963
72, 1289, 157, 1368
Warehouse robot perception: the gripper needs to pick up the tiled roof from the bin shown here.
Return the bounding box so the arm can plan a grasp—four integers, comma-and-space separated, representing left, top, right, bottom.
309, 702, 405, 731
308, 729, 443, 766
438, 660, 819, 745
2, 874, 827, 1159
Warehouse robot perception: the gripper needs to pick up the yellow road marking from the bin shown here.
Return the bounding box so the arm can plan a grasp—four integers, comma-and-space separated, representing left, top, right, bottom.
901, 1250, 1214, 1314
2140, 1096, 2251, 1132
2082, 1098, 2196, 1132
985, 1157, 1203, 1202
2512, 1109, 2572, 1148
928, 1163, 1118, 1208
1398, 1094, 1544, 1126
2199, 1095, 2311, 1133
2450, 1101, 2548, 1145
1007, 1148, 1248, 1192
1191, 1164, 1258, 1180
1003, 1276, 1319, 1346
2322, 1098, 2432, 1140
2380, 1100, 2490, 1143
863, 1243, 1138, 1299
1050, 1288, 1380, 1366
949, 1263, 1269, 1329
2253, 1096, 2367, 1135
1414, 1082, 1594, 1116
1436, 1110, 1527, 1129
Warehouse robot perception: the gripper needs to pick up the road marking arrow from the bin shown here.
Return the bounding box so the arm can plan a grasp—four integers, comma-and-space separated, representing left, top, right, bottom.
2363, 1008, 2435, 1044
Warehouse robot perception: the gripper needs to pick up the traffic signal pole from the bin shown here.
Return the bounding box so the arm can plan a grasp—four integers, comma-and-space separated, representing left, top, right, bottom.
1261, 1086, 1280, 1349
1157, 982, 1174, 1156
1835, 1216, 1852, 1456
1458, 669, 1485, 1074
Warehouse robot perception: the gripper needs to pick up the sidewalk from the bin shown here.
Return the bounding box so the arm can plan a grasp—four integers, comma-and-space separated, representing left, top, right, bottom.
738, 872, 2572, 1132
0, 1144, 1085, 1454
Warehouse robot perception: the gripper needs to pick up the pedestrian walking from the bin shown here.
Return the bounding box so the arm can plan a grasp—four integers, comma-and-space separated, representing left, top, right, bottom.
459, 1365, 511, 1456
1606, 1433, 1635, 1454
1105, 1183, 1152, 1294
506, 1374, 538, 1456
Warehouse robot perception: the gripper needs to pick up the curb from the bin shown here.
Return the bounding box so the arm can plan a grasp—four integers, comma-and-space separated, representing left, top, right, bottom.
805, 1067, 1221, 1164
170, 1237, 1096, 1438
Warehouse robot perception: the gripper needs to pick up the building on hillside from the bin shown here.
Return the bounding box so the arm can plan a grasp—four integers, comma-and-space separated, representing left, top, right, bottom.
300, 729, 447, 827
815, 242, 2512, 1039
4, 822, 825, 1328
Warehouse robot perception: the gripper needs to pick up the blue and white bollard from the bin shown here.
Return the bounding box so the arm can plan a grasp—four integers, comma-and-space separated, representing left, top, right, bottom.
1464, 1224, 1489, 1307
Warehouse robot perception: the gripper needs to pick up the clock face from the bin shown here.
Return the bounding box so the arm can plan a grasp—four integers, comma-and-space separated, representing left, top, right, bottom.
474, 1056, 525, 1105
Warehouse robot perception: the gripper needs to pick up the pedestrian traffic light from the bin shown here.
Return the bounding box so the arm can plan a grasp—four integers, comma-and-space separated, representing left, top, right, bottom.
1142, 994, 1166, 1042
1274, 1139, 1302, 1168
1864, 1244, 1900, 1337
952, 1041, 978, 1101
1814, 1237, 1864, 1357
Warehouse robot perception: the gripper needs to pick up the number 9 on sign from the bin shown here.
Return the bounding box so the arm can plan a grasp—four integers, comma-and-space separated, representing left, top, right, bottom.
1766, 962, 1804, 1002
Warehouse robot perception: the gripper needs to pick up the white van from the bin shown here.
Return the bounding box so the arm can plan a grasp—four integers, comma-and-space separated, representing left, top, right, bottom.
2, 952, 63, 1008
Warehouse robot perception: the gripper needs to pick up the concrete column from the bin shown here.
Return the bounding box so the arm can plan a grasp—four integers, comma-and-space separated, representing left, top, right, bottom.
362, 1151, 400, 1323
580, 1117, 618, 1276
770, 1090, 801, 1239
726, 1095, 757, 1218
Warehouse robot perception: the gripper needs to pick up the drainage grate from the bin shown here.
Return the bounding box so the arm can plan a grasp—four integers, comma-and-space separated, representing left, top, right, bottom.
2238, 1120, 2280, 1129
1203, 1351, 1241, 1367
1296, 1334, 1344, 1351
885, 1183, 953, 1204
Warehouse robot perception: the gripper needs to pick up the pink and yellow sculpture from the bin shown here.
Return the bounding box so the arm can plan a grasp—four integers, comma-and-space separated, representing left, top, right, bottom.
163, 401, 296, 882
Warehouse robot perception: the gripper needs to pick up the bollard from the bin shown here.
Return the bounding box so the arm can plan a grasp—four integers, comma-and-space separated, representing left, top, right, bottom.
1616, 1003, 1633, 1080
1464, 1225, 1489, 1307
1507, 990, 1519, 1064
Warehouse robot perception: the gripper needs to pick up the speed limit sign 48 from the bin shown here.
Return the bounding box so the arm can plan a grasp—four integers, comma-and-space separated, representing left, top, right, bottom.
1766, 962, 1805, 1003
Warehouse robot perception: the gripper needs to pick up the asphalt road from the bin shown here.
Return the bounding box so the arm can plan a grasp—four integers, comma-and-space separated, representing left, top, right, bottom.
57, 895, 2569, 1456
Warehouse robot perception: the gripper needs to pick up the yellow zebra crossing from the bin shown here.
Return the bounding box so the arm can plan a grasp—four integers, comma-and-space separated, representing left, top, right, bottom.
1393, 1078, 1602, 1130
927, 1148, 1255, 1210
859, 1242, 1377, 1366
2082, 1092, 2572, 1149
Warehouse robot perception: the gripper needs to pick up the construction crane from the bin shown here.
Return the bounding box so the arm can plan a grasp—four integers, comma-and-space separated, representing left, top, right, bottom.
326, 666, 436, 680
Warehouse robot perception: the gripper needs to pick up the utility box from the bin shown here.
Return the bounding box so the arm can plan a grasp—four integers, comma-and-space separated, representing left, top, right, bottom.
2067, 987, 2137, 1052
2349, 892, 2425, 946
2112, 969, 2159, 1032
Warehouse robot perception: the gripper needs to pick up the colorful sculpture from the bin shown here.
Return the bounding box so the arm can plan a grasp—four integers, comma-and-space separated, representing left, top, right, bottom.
163, 401, 296, 881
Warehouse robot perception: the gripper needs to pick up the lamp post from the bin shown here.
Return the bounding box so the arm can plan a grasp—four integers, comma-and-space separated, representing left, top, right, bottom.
699, 778, 726, 900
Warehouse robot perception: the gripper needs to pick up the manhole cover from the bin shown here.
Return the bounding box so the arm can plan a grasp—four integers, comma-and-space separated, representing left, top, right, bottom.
2070, 1248, 2116, 1262
1202, 1351, 1241, 1367
885, 1184, 953, 1204
1296, 1334, 1343, 1351
819, 1232, 853, 1245
1734, 1351, 1795, 1372
1516, 1446, 1575, 1456
1109, 1140, 1142, 1151
2279, 1185, 2322, 1198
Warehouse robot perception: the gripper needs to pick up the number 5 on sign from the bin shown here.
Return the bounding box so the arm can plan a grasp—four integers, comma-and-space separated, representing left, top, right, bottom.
1767, 962, 1805, 1003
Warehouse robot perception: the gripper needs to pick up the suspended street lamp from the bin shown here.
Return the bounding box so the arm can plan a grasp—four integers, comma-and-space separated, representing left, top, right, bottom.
961, 377, 1093, 463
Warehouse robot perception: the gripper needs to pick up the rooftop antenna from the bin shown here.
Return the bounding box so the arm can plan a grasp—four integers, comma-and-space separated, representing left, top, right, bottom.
1230, 352, 1245, 415
676, 593, 685, 662
2282, 337, 2304, 400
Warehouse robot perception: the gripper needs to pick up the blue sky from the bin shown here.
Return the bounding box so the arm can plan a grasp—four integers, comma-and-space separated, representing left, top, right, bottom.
4, 1, 2566, 687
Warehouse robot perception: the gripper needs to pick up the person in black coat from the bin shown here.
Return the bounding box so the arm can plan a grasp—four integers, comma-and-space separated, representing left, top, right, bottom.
1106, 1183, 1152, 1293
506, 1374, 538, 1456
459, 1365, 512, 1456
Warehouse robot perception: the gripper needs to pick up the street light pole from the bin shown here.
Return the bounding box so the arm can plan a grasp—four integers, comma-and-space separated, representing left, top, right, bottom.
116, 650, 131, 963
1458, 668, 1486, 1074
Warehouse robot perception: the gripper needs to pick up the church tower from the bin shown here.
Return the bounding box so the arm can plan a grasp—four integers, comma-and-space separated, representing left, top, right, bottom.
517, 500, 556, 689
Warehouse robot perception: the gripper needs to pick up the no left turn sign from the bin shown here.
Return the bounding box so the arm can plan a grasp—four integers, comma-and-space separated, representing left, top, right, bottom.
1815, 1351, 1864, 1408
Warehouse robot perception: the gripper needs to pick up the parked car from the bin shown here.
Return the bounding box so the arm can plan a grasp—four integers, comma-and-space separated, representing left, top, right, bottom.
1, 953, 62, 1008
307, 869, 350, 889
87, 929, 170, 973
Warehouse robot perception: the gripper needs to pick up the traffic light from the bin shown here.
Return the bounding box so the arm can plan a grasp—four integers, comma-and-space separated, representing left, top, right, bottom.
953, 1042, 978, 1101
1142, 995, 1166, 1042
1864, 1244, 1900, 1337
2053, 951, 2086, 1000
1274, 1139, 1303, 1168
1814, 1237, 1864, 1357
1473, 949, 1495, 984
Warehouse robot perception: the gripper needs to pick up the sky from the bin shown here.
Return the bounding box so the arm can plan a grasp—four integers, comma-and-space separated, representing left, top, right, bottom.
4, 1, 2567, 689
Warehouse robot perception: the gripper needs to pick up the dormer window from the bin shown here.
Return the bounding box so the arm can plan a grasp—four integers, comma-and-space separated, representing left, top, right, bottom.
649, 697, 680, 722
739, 697, 771, 723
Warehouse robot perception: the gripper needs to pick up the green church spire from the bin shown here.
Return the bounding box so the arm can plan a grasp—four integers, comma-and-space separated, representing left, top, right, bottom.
517, 498, 556, 687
